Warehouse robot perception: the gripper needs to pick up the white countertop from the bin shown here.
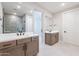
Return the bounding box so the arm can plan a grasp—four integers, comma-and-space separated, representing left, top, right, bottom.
45, 31, 59, 33
0, 32, 39, 43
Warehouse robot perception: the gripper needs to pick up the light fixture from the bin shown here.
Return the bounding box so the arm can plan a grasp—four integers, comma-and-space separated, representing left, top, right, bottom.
13, 13, 16, 15
30, 10, 33, 13
17, 5, 21, 9
61, 3, 65, 6
11, 16, 16, 22
30, 10, 33, 14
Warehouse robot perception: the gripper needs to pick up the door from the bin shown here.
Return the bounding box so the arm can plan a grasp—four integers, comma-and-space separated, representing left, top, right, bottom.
63, 11, 74, 44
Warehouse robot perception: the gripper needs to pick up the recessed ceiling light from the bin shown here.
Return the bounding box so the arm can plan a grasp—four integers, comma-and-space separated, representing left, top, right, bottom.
17, 5, 21, 9
30, 10, 33, 13
13, 13, 16, 15
61, 3, 65, 6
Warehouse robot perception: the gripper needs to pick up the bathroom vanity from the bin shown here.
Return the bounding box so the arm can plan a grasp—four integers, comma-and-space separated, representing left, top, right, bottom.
0, 33, 39, 56
45, 31, 59, 45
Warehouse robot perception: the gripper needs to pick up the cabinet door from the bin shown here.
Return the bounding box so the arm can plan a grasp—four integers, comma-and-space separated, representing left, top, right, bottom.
0, 44, 24, 56
26, 42, 33, 56
26, 36, 39, 56
32, 36, 39, 56
45, 33, 51, 44
51, 33, 59, 45
50, 33, 56, 45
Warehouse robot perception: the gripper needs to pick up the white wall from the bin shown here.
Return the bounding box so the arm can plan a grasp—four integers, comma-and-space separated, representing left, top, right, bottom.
53, 13, 63, 41
53, 7, 79, 45
23, 14, 34, 32
42, 11, 54, 32
0, 3, 3, 34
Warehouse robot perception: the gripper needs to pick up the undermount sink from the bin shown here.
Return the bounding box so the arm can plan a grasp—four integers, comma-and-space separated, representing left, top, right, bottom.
45, 31, 59, 33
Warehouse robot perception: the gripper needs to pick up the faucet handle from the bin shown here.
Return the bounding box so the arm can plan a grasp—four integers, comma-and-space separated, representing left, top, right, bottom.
17, 33, 19, 36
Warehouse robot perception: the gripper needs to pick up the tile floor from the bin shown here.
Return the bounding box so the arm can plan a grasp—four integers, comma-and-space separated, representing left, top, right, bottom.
37, 42, 79, 56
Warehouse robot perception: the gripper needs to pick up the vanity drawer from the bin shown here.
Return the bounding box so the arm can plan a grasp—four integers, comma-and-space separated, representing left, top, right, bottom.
17, 37, 31, 45
0, 40, 16, 49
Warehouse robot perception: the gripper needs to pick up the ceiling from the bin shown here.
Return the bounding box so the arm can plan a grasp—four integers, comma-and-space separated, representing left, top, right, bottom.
2, 2, 79, 16
2, 2, 37, 16
37, 2, 79, 13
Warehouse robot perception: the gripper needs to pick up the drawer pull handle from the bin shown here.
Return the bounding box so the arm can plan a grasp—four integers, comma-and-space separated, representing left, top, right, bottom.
3, 44, 12, 47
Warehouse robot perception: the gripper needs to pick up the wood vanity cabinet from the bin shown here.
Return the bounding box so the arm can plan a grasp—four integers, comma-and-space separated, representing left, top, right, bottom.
0, 36, 39, 56
45, 32, 59, 45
